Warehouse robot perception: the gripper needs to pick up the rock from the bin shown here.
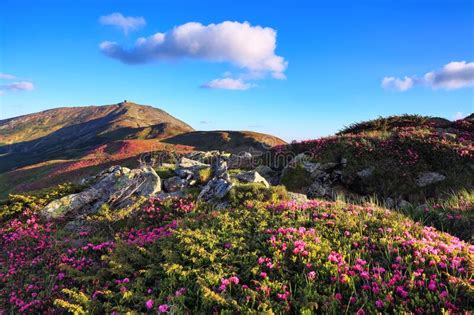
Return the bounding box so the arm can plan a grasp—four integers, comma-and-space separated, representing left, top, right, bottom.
415, 172, 446, 187
385, 198, 395, 208
178, 157, 210, 169
255, 165, 273, 176
303, 161, 322, 175
255, 165, 280, 185
397, 199, 412, 208
176, 157, 211, 182
175, 168, 194, 179
163, 176, 187, 192
340, 157, 348, 168
156, 190, 188, 199
213, 158, 229, 179
293, 153, 312, 163
228, 151, 255, 169
287, 192, 309, 203
357, 167, 375, 178
41, 166, 161, 220
235, 171, 270, 188
240, 151, 253, 159
307, 181, 332, 198
198, 178, 233, 201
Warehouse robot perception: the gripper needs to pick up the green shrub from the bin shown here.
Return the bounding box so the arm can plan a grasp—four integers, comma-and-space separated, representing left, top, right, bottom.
0, 183, 80, 221
280, 163, 313, 193
228, 182, 288, 206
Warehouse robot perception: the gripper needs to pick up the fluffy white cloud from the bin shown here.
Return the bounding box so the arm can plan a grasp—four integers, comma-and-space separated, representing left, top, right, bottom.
381, 76, 414, 92
382, 61, 474, 92
100, 21, 287, 79
0, 73, 16, 80
1, 81, 35, 92
99, 13, 146, 35
423, 61, 474, 90
201, 78, 256, 90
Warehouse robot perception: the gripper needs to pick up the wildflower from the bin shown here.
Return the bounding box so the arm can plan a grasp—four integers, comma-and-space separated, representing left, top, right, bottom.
175, 287, 187, 296
308, 271, 316, 280
158, 304, 169, 313
260, 272, 267, 279
376, 299, 384, 309
145, 299, 154, 310
229, 276, 240, 284
335, 293, 343, 301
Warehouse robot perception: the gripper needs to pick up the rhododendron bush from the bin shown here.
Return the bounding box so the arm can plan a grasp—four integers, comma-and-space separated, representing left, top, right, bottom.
273, 119, 473, 199
1, 192, 472, 313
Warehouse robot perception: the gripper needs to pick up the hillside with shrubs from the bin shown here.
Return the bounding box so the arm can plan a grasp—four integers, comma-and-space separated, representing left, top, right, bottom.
0, 114, 473, 313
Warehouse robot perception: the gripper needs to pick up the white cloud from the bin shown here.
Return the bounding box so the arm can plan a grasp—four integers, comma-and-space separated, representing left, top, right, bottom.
0, 81, 35, 92
99, 13, 146, 35
381, 76, 414, 92
201, 78, 256, 90
382, 61, 474, 92
423, 61, 474, 90
100, 21, 287, 80
0, 73, 16, 80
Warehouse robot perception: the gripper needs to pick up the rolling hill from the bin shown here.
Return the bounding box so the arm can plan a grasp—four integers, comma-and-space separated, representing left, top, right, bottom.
0, 101, 286, 197
162, 130, 286, 153
0, 101, 194, 172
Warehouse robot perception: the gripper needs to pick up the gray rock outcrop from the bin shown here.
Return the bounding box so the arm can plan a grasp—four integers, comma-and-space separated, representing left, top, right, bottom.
41, 166, 161, 219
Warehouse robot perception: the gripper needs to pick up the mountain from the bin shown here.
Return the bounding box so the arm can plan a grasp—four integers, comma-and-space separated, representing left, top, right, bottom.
0, 101, 286, 196
0, 101, 194, 172
162, 130, 286, 153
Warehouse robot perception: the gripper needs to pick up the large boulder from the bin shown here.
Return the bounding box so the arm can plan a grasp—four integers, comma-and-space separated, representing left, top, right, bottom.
307, 180, 333, 198
198, 157, 234, 201
235, 171, 270, 188
415, 172, 446, 187
41, 166, 161, 219
255, 165, 280, 185
164, 176, 187, 192
198, 178, 233, 201
178, 157, 210, 170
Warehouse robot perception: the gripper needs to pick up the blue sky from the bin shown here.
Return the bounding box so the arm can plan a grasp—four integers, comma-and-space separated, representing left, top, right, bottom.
1, 0, 473, 141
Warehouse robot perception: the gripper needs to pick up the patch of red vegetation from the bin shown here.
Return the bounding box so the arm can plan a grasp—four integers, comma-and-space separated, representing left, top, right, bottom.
8, 140, 193, 194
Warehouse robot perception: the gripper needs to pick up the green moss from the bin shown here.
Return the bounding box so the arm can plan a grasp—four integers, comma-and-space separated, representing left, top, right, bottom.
155, 165, 176, 179
280, 163, 313, 193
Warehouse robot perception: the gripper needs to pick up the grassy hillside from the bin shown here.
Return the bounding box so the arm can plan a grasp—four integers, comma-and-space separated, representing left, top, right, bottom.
0, 102, 194, 173
274, 114, 473, 202
0, 187, 472, 313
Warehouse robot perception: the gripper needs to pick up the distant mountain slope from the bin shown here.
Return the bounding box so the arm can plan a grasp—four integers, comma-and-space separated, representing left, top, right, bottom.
162, 130, 286, 153
0, 101, 287, 196
0, 101, 194, 172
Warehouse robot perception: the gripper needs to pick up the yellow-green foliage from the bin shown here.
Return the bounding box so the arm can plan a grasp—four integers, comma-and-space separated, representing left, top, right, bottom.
197, 167, 212, 184
0, 183, 80, 220
154, 165, 176, 179
228, 183, 288, 206
53, 289, 90, 315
